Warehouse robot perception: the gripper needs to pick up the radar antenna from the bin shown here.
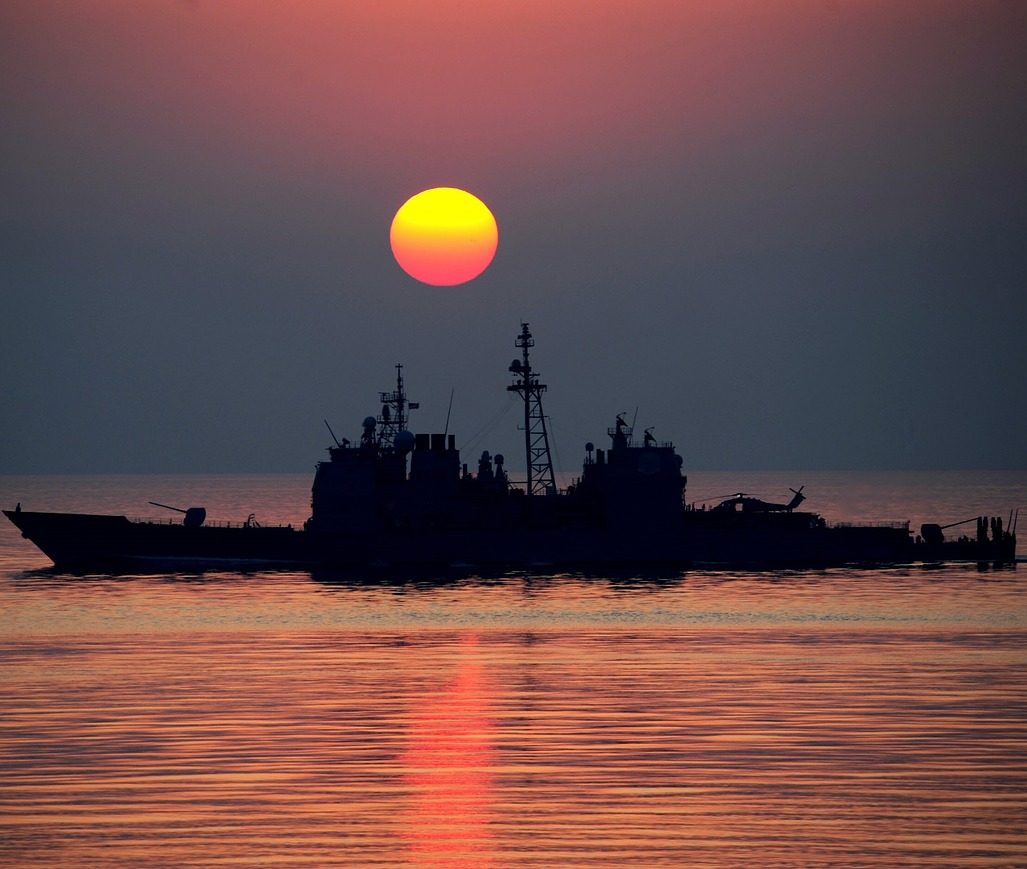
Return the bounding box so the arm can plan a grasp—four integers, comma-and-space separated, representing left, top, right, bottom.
507, 323, 556, 496
377, 363, 419, 449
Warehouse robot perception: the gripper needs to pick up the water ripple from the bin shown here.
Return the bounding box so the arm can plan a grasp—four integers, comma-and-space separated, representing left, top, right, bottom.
3, 624, 1026, 867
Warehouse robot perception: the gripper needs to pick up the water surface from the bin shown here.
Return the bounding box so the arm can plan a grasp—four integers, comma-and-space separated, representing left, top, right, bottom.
2, 472, 1025, 867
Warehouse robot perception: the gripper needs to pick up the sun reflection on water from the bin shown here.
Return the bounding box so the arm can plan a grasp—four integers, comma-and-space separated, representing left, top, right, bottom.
400, 634, 495, 867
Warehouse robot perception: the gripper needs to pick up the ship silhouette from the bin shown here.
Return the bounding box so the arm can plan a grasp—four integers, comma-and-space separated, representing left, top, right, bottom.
4, 324, 1017, 572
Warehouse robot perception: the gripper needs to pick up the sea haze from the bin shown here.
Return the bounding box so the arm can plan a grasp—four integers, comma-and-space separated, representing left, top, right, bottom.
1, 471, 1026, 866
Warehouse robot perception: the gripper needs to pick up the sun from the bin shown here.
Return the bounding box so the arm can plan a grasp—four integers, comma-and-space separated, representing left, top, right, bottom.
390, 187, 498, 286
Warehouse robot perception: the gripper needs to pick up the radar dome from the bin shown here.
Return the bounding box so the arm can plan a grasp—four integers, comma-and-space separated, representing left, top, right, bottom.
363, 416, 376, 429
394, 431, 415, 453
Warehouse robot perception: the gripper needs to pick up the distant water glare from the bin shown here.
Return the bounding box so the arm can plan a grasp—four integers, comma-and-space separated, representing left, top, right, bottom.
1, 472, 1026, 866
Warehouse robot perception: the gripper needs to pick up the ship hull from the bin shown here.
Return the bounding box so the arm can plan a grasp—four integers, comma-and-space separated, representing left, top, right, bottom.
4, 509, 1015, 573
4, 511, 312, 571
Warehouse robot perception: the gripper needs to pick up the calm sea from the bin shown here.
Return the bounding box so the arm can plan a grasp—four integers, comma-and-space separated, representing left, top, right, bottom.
1, 471, 1026, 867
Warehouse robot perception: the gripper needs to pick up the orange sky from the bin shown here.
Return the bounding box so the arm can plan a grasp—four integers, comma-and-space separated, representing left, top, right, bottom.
10, 0, 1002, 191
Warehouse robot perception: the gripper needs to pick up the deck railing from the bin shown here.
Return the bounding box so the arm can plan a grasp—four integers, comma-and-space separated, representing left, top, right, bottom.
829, 520, 909, 530
132, 517, 294, 529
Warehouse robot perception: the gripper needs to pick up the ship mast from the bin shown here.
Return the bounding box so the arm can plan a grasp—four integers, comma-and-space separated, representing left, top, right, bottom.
377, 363, 418, 449
507, 323, 556, 495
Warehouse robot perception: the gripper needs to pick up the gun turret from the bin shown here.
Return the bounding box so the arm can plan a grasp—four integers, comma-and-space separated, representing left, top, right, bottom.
149, 501, 206, 528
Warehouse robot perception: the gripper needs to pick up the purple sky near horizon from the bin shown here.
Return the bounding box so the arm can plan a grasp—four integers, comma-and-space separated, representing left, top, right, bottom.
1, 0, 1024, 473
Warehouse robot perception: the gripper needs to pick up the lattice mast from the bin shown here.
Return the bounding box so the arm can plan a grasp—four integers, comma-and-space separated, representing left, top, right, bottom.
507, 323, 557, 495
377, 363, 418, 449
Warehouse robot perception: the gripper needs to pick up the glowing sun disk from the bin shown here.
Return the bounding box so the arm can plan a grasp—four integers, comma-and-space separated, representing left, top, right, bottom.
390, 187, 498, 286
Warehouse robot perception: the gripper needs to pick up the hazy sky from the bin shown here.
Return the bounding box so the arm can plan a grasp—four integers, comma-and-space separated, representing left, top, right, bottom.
2, 0, 1024, 473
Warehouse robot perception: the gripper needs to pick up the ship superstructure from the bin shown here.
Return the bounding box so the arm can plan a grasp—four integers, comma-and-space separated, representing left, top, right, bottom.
303, 323, 691, 549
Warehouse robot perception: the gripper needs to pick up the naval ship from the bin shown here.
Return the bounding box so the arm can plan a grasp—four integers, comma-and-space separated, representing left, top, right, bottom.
4, 324, 1018, 571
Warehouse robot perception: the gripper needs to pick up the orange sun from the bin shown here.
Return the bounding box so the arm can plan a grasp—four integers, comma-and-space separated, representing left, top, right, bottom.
390, 187, 498, 286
